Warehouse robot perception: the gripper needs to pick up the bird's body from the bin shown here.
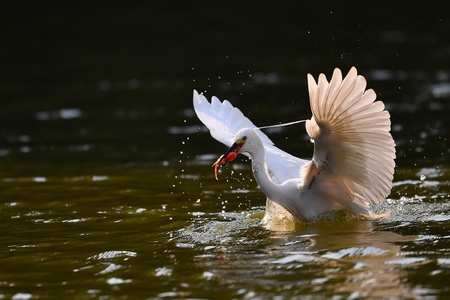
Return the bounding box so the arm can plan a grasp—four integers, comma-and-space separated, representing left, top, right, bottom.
193, 67, 395, 223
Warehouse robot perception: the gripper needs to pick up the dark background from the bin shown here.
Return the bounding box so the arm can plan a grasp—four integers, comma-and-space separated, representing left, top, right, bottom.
1, 1, 449, 168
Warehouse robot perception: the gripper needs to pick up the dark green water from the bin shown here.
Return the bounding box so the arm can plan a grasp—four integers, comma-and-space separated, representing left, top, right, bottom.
1, 2, 449, 299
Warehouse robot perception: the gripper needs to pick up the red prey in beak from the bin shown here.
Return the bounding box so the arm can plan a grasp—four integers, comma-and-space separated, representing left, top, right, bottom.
212, 139, 245, 180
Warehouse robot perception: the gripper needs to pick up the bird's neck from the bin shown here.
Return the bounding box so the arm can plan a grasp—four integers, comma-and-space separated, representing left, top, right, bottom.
248, 143, 280, 201
247, 139, 299, 219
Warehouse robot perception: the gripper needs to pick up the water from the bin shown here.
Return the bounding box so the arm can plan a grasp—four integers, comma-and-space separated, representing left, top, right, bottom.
1, 2, 450, 299
1, 165, 449, 299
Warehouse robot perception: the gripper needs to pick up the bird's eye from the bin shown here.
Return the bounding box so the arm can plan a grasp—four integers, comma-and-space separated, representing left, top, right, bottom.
243, 136, 247, 141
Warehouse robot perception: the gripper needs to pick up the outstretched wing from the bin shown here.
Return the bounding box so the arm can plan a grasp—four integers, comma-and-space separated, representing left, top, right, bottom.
193, 90, 272, 148
193, 90, 307, 183
301, 67, 395, 216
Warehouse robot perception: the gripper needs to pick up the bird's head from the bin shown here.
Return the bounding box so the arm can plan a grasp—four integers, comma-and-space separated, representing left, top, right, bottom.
212, 128, 256, 180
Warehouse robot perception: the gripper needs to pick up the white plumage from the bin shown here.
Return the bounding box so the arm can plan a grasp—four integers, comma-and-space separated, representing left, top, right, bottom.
193, 67, 395, 222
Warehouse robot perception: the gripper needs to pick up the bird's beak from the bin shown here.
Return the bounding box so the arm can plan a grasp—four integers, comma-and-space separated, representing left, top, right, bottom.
217, 141, 243, 165
212, 140, 244, 180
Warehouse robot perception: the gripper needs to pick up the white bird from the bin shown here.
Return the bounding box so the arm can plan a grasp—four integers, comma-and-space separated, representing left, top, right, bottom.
193, 67, 395, 224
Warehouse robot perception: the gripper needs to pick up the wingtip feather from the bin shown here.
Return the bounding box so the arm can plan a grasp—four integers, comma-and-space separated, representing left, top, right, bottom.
193, 89, 199, 102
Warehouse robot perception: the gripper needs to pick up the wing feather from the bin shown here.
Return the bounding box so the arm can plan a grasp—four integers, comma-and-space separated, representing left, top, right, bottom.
302, 67, 396, 215
317, 74, 329, 120
322, 69, 343, 120
193, 90, 272, 147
